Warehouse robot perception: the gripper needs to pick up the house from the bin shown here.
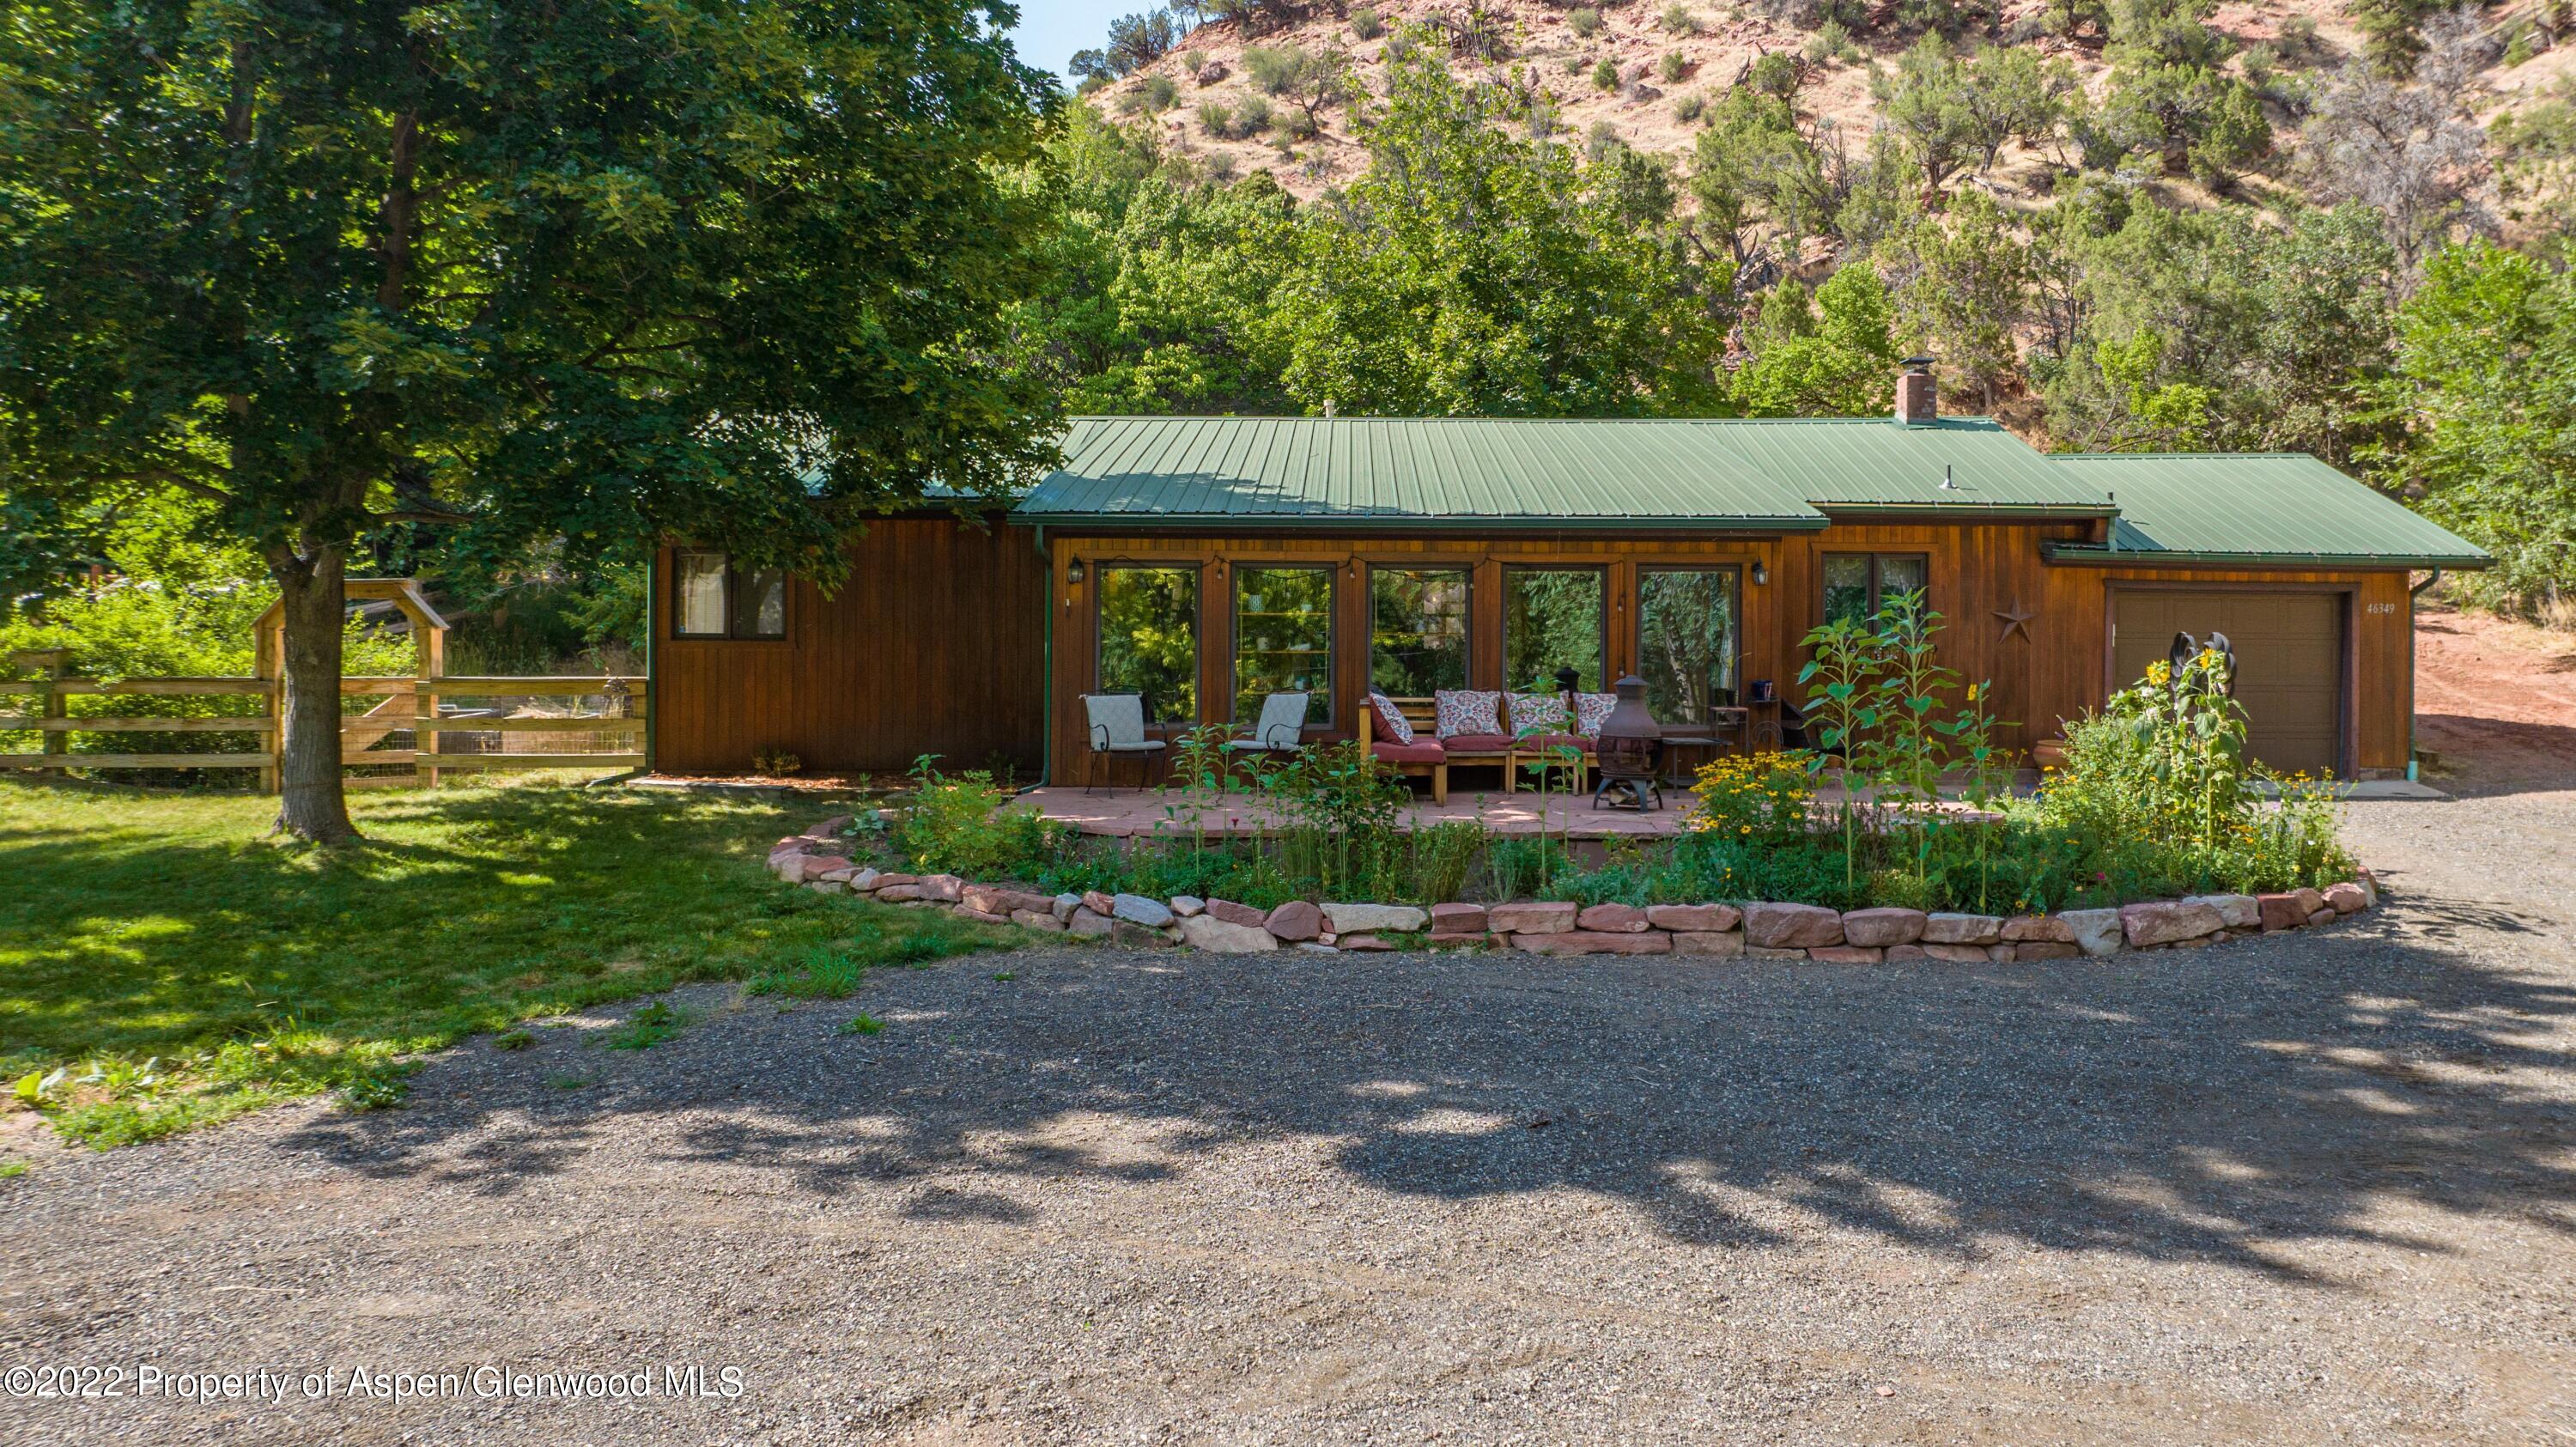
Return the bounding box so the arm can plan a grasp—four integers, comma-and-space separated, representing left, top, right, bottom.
645, 374, 2488, 786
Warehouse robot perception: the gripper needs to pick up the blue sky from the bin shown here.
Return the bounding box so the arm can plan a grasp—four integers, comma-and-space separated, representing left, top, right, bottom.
1006, 0, 1139, 82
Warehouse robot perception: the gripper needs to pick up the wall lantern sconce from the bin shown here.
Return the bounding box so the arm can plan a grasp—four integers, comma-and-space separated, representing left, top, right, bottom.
1751, 562, 1770, 586
1066, 560, 1086, 585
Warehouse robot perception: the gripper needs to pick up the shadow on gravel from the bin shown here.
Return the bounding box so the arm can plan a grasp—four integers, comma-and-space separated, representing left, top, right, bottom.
277, 905, 2576, 1285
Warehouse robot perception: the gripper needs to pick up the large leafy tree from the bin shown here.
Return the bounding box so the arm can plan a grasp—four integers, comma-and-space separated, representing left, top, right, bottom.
2368, 240, 2576, 612
1261, 40, 1728, 416
0, 0, 1060, 842
1731, 265, 1901, 417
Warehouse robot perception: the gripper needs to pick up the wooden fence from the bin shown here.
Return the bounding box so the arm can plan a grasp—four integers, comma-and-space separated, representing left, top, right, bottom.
0, 663, 644, 792
1, 581, 643, 791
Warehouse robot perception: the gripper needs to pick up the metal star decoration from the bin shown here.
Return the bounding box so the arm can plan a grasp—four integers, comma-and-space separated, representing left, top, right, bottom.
1994, 601, 2036, 642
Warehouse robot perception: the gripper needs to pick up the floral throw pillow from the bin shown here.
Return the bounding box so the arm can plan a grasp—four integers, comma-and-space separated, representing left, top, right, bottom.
1369, 692, 1416, 745
1574, 691, 1619, 737
1433, 690, 1502, 739
1507, 692, 1568, 737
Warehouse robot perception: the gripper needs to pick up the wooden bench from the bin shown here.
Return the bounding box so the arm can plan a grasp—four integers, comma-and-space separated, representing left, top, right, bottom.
1359, 696, 1595, 801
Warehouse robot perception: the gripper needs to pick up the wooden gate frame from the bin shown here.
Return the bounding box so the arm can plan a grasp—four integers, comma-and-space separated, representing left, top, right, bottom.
252, 579, 448, 793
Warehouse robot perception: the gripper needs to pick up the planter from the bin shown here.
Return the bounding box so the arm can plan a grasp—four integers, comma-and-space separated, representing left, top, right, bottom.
770, 817, 2383, 964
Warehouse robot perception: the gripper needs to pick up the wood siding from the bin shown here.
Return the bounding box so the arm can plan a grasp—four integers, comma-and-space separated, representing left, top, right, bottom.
650, 519, 1047, 776
1043, 525, 2418, 785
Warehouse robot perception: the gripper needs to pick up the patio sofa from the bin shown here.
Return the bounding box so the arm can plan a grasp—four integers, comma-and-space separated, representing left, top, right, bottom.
1360, 691, 1611, 803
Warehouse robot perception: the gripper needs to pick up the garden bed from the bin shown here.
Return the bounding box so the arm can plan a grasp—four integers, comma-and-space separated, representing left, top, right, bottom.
772, 814, 2381, 960
786, 596, 2374, 961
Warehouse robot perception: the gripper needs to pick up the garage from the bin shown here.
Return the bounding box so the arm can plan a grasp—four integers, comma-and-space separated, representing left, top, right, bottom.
2111, 588, 2345, 776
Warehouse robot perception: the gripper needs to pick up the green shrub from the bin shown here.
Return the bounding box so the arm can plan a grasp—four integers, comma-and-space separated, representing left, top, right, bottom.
1350, 6, 1383, 40
1592, 55, 1620, 89
1567, 7, 1603, 38
1674, 91, 1704, 123
1748, 51, 1799, 98
890, 757, 1070, 879
1658, 51, 1688, 82
1660, 3, 1701, 34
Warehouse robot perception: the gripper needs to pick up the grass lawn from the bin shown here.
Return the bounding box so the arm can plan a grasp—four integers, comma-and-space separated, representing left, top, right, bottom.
0, 777, 1012, 1148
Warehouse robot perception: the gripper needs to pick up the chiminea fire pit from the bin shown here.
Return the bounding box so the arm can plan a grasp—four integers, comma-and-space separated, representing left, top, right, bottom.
1591, 674, 1664, 812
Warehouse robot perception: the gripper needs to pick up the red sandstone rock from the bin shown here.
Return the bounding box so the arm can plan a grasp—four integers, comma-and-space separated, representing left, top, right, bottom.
1488, 901, 1579, 934
1264, 900, 1322, 941
961, 884, 1052, 917
1807, 945, 1885, 964
2013, 940, 2081, 961
1430, 903, 1490, 933
1646, 903, 1741, 932
1511, 930, 1673, 956
2324, 881, 2368, 914
1923, 943, 1990, 963
1923, 912, 2004, 945
1671, 931, 1744, 957
1743, 902, 1844, 949
1840, 907, 1928, 947
2257, 893, 2307, 931
1576, 903, 1652, 933
2120, 899, 2224, 947
2002, 914, 2073, 942
1205, 897, 1269, 928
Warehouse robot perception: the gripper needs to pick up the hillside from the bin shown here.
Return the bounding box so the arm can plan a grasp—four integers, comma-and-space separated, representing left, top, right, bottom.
1080, 0, 2560, 222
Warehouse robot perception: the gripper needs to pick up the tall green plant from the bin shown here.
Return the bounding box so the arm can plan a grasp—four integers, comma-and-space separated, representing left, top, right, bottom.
1865, 592, 1959, 887
1795, 615, 1884, 888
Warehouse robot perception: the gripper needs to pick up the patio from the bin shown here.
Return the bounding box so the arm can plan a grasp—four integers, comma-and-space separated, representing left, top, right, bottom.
1019, 783, 1702, 840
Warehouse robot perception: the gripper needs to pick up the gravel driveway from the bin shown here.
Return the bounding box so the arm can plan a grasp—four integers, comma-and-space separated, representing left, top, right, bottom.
6, 779, 2573, 1444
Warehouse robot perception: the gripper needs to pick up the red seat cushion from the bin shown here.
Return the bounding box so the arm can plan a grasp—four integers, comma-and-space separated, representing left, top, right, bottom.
1370, 740, 1446, 765
1438, 733, 1512, 753
1524, 733, 1592, 753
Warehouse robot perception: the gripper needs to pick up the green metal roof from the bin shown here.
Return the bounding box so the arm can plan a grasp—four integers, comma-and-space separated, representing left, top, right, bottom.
1014, 416, 2115, 529
2045, 453, 2491, 568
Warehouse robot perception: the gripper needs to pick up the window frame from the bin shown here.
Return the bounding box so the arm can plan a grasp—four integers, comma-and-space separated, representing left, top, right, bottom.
1633, 563, 1744, 725
1821, 552, 1930, 625
1365, 563, 1473, 700
669, 550, 788, 641
1091, 561, 1203, 727
1501, 563, 1610, 695
1230, 564, 1336, 728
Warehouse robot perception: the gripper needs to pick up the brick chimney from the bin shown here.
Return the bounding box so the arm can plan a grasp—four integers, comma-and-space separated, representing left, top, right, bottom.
1895, 356, 1937, 426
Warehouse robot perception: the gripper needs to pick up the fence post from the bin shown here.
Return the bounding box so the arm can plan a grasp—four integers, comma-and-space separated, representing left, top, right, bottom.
9, 649, 70, 778
416, 622, 444, 789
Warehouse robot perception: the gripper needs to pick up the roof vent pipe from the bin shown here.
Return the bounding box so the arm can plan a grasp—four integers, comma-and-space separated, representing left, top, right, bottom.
1896, 356, 1937, 427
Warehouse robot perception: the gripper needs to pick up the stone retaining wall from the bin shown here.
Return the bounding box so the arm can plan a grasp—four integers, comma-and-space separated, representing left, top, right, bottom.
769, 816, 2379, 959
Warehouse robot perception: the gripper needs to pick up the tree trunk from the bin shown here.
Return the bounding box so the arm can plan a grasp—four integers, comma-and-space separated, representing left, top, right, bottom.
273, 547, 361, 845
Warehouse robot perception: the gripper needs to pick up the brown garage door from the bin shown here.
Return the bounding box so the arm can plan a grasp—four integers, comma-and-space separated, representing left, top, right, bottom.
2111, 589, 2344, 776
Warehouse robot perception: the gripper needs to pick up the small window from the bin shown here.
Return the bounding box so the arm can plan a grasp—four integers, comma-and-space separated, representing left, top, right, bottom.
671, 550, 787, 640
1822, 553, 1929, 627
1233, 567, 1333, 726
1097, 564, 1200, 725
1370, 567, 1471, 696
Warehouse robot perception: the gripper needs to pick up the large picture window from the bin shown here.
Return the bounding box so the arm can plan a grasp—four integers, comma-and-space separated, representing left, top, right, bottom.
1636, 568, 1741, 726
1097, 564, 1200, 725
1370, 567, 1469, 697
1822, 553, 1929, 627
1504, 568, 1606, 692
1232, 567, 1333, 725
671, 550, 786, 640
